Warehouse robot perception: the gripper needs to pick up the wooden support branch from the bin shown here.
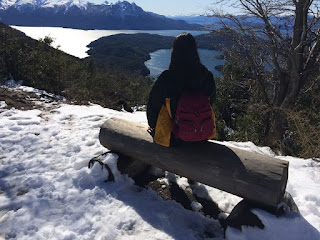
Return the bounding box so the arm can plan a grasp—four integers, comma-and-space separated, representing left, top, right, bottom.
99, 117, 289, 208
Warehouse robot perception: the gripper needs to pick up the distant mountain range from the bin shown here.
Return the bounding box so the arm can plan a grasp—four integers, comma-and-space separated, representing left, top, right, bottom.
169, 15, 222, 26
0, 0, 201, 30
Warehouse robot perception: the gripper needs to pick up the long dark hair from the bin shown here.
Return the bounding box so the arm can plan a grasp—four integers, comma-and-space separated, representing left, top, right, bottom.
169, 33, 205, 91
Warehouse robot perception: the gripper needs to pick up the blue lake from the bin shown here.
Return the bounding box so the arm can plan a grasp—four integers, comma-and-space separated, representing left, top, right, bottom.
145, 49, 224, 79
11, 26, 224, 78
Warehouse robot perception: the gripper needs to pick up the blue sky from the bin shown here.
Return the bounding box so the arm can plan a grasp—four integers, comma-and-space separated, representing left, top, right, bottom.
90, 0, 236, 16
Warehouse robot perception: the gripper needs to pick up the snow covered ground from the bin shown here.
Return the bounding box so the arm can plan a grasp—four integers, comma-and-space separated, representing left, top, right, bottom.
0, 84, 319, 240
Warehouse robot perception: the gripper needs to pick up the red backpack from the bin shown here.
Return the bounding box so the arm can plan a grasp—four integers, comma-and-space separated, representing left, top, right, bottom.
173, 91, 215, 142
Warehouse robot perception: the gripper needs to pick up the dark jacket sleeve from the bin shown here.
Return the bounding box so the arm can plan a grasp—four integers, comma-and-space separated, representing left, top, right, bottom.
147, 72, 167, 128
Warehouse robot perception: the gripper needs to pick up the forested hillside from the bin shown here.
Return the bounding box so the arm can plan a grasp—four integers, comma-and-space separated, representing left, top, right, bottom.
0, 22, 153, 109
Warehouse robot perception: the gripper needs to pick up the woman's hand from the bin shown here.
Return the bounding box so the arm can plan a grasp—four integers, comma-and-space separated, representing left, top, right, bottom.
147, 127, 155, 137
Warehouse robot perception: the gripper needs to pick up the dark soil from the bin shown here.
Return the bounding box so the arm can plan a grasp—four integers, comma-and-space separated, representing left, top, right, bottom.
0, 86, 71, 111
0, 87, 39, 110
131, 167, 221, 239
116, 153, 222, 219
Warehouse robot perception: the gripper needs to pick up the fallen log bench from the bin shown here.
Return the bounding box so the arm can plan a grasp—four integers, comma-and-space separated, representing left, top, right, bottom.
99, 117, 290, 210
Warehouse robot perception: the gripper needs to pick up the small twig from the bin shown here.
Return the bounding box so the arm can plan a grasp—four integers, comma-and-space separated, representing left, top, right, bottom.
88, 151, 115, 182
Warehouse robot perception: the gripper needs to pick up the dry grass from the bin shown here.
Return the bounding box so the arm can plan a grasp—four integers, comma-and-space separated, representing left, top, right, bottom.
286, 109, 320, 158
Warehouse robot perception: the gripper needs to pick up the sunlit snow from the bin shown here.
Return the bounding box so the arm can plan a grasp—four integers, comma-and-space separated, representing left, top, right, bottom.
0, 83, 319, 240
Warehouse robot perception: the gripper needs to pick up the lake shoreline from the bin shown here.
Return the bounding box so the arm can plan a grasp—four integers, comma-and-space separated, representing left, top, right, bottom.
145, 48, 224, 78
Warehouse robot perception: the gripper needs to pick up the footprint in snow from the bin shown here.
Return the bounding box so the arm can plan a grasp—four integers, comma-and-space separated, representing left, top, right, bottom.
17, 120, 40, 126
9, 126, 23, 131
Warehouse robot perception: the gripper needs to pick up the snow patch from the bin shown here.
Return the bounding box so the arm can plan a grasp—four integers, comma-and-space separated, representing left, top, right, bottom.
0, 84, 319, 239
191, 201, 203, 212
0, 101, 7, 109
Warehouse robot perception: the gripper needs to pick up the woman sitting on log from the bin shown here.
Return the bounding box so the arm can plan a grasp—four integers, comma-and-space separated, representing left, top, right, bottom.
147, 32, 216, 147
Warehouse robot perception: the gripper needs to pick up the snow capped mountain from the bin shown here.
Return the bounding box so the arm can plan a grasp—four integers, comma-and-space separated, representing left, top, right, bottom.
1, 0, 89, 10
8, 0, 51, 11
0, 0, 201, 30
0, 0, 15, 9
1, 0, 145, 14
45, 0, 88, 10
108, 1, 144, 17
14, 0, 49, 6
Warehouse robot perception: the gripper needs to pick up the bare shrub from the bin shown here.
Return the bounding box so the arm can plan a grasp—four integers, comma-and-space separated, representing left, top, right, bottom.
285, 110, 320, 158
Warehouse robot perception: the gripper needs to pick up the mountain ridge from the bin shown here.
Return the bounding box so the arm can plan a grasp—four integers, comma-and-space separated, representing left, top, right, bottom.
0, 0, 202, 30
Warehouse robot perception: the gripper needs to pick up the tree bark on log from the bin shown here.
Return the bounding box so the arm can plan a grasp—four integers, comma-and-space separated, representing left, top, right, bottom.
99, 117, 289, 208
